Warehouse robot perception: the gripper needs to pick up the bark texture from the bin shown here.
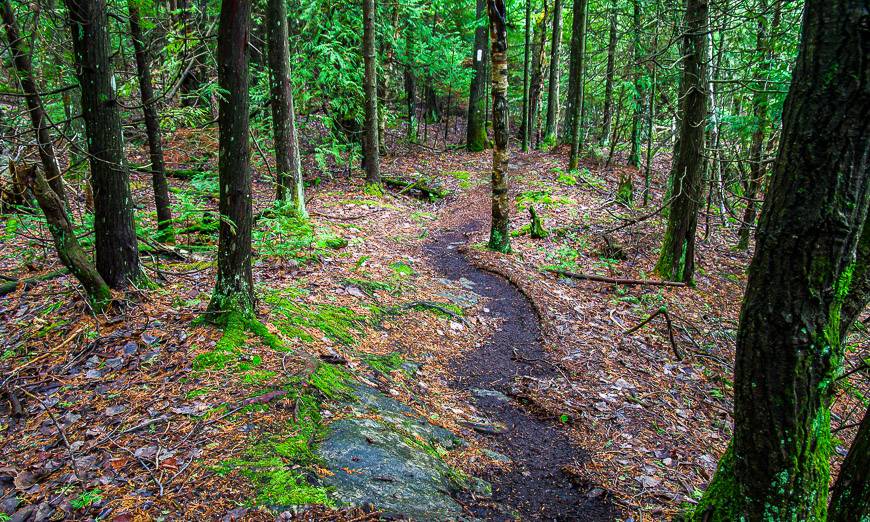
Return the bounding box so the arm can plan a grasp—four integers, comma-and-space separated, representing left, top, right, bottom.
542, 0, 562, 146
1, 0, 67, 206
829, 405, 870, 521
128, 2, 174, 241
362, 0, 380, 183
65, 0, 141, 288
693, 1, 870, 519
566, 0, 588, 169
627, 0, 643, 168
487, 0, 510, 254
654, 0, 709, 283
467, 0, 489, 152
208, 0, 254, 316
600, 4, 617, 144
267, 0, 306, 215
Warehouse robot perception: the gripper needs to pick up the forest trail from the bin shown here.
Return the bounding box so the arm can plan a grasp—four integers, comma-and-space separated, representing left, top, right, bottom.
425, 186, 616, 521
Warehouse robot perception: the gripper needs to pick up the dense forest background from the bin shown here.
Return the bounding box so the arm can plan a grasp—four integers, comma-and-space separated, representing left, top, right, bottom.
0, 0, 868, 520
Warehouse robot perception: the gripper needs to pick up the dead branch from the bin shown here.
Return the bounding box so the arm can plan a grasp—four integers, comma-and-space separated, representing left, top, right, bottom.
624, 307, 683, 360
545, 267, 688, 287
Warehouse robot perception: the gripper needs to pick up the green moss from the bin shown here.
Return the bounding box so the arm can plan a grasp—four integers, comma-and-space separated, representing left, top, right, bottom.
516, 188, 574, 211
363, 182, 385, 197
341, 277, 396, 297
389, 261, 415, 277
309, 363, 353, 401
242, 370, 278, 386
266, 289, 369, 346
194, 311, 248, 370
254, 207, 346, 262
365, 352, 405, 375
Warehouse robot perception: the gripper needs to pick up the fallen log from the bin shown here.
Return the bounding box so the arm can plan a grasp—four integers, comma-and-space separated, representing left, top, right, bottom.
545, 267, 688, 287
0, 269, 69, 296
381, 175, 449, 200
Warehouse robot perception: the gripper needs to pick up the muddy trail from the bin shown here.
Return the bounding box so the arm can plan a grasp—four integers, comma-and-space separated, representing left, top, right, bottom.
424, 220, 617, 521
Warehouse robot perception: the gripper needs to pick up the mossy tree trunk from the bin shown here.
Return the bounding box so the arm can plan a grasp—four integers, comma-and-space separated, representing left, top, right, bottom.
521, 0, 531, 152
542, 0, 562, 147
208, 0, 254, 317
404, 27, 417, 141
487, 0, 510, 254
467, 0, 489, 152
654, 0, 708, 283
692, 1, 870, 519
65, 0, 141, 289
829, 405, 870, 521
566, 0, 588, 170
128, 1, 174, 242
1, 0, 68, 208
27, 167, 110, 311
267, 0, 306, 216
524, 5, 547, 148
362, 0, 380, 184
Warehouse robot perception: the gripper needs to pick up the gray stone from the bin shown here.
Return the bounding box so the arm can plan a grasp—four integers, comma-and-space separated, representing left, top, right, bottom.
436, 291, 480, 309
471, 388, 510, 403
481, 449, 512, 464
1, 495, 20, 515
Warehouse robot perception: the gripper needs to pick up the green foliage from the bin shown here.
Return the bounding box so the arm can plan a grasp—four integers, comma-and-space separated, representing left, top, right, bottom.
70, 489, 103, 510
254, 204, 347, 262
365, 352, 406, 375
265, 288, 369, 345
516, 188, 574, 211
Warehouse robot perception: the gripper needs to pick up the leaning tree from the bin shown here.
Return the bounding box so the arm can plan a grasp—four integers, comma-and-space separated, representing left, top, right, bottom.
692, 0, 870, 519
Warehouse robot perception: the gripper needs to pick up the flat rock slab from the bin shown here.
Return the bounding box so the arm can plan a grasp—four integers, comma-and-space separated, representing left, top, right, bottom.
317, 383, 484, 520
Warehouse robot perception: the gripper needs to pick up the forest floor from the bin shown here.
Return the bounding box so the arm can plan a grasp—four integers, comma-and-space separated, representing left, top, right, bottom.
1, 128, 867, 522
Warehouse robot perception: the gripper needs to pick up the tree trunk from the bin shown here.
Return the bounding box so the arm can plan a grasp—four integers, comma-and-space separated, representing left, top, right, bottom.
208, 0, 254, 316
542, 0, 562, 146
404, 27, 417, 142
467, 0, 489, 152
600, 3, 617, 145
65, 0, 141, 289
362, 0, 380, 184
654, 0, 708, 283
737, 0, 778, 250
128, 2, 174, 242
26, 167, 110, 311
487, 0, 510, 254
566, 0, 588, 169
627, 0, 643, 168
1, 0, 67, 207
527, 4, 548, 148
829, 405, 870, 521
563, 0, 587, 147
521, 0, 531, 152
693, 1, 870, 519
267, 0, 306, 216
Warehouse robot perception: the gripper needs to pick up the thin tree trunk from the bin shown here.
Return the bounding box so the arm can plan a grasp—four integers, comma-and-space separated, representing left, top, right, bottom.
1, 0, 67, 206
542, 0, 562, 146
467, 0, 489, 152
567, 0, 588, 170
528, 3, 548, 148
694, 1, 870, 518
404, 27, 417, 142
362, 0, 380, 184
64, 0, 141, 288
521, 0, 531, 152
128, 2, 174, 241
627, 0, 643, 167
486, 0, 510, 253
654, 0, 708, 283
829, 406, 869, 521
208, 0, 254, 316
564, 0, 587, 147
600, 3, 617, 145
267, 0, 306, 215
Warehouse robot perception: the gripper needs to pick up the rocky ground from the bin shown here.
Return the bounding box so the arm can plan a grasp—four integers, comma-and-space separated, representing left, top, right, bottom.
1, 130, 867, 521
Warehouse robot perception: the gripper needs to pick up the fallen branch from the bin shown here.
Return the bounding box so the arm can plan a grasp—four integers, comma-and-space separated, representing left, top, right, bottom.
545, 267, 688, 287
381, 175, 449, 200
0, 269, 68, 296
624, 307, 683, 360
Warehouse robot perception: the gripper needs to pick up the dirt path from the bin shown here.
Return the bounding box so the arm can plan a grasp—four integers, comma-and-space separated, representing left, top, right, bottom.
425, 189, 616, 520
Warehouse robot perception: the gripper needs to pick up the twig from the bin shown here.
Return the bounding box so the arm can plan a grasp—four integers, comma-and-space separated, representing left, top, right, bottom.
545, 267, 688, 287
624, 307, 683, 360
17, 386, 85, 485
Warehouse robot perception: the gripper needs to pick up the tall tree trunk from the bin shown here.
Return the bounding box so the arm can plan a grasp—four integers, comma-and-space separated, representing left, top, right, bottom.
563, 0, 587, 147
600, 3, 617, 145
208, 0, 254, 316
737, 0, 779, 250
128, 2, 174, 242
521, 0, 531, 152
487, 0, 510, 253
362, 0, 380, 184
528, 4, 548, 148
693, 1, 870, 519
267, 0, 306, 216
404, 27, 417, 142
542, 0, 562, 146
467, 0, 489, 152
654, 0, 708, 283
64, 0, 141, 289
566, 0, 588, 169
829, 405, 870, 521
627, 0, 643, 168
1, 0, 67, 206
